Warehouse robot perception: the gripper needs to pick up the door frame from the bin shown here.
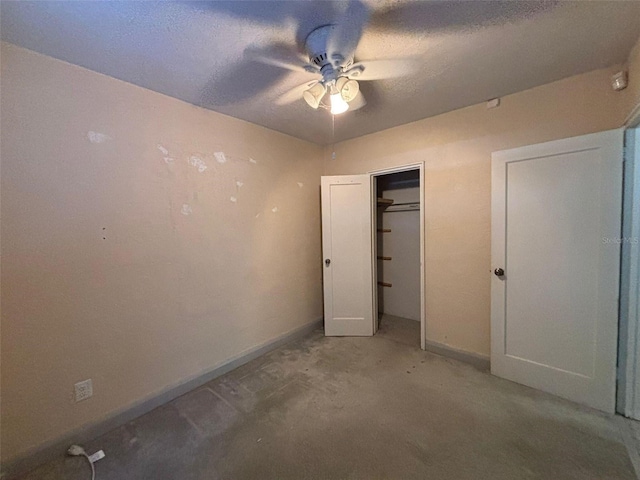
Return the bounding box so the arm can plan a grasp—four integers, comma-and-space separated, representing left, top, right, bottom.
368, 162, 426, 350
619, 109, 640, 418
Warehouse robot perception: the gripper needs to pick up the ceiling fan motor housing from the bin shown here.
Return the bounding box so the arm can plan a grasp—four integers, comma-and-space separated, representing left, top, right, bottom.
305, 25, 353, 74
305, 25, 336, 67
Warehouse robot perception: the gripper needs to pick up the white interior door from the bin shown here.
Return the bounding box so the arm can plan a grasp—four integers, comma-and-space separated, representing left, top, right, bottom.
491, 129, 623, 413
322, 175, 374, 336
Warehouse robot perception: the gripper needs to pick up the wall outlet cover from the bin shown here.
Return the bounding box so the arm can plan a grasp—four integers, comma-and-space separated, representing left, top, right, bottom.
74, 379, 93, 402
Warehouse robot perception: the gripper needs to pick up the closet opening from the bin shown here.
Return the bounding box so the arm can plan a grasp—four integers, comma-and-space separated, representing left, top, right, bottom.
372, 166, 424, 348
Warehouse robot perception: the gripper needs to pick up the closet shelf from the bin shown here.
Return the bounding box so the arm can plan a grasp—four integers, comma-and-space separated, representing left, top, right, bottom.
377, 256, 392, 261
377, 197, 394, 207
377, 281, 392, 287
377, 228, 392, 233
384, 202, 420, 212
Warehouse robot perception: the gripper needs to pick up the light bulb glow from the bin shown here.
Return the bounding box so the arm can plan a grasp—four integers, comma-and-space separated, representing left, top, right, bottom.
330, 92, 349, 115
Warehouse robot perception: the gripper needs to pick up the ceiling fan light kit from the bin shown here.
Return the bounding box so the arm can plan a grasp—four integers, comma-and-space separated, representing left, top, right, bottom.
302, 77, 359, 114
302, 82, 326, 109
329, 84, 349, 115
337, 78, 360, 103
254, 13, 418, 115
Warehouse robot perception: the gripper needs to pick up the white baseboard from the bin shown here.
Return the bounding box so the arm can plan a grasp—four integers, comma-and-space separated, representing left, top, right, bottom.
423, 339, 490, 371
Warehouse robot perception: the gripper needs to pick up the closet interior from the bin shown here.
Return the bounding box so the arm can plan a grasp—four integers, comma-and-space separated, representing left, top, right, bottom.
375, 169, 421, 346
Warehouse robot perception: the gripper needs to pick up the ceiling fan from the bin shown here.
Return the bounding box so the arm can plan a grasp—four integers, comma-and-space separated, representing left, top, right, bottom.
245, 3, 418, 115
199, 1, 557, 112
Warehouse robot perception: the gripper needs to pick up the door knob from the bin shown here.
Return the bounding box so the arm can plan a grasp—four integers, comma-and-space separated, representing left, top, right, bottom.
494, 268, 505, 277
325, 259, 331, 267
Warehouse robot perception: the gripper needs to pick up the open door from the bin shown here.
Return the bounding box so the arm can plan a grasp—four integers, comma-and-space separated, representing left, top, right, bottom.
321, 175, 374, 336
491, 129, 623, 413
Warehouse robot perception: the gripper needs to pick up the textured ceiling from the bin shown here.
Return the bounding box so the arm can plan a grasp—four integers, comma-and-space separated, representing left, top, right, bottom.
2, 1, 640, 145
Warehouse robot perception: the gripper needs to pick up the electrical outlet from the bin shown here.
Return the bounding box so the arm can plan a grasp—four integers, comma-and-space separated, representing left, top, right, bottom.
74, 379, 93, 402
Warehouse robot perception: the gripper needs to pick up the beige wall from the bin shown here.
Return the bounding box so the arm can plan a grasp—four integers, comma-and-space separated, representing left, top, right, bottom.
325, 64, 630, 357
0, 43, 323, 463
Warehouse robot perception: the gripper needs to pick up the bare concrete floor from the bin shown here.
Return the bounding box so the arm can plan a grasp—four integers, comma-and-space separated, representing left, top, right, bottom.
16, 318, 639, 480
377, 313, 421, 348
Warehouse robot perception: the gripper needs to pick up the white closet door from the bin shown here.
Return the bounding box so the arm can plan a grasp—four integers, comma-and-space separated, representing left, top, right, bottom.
321, 175, 374, 336
491, 129, 623, 413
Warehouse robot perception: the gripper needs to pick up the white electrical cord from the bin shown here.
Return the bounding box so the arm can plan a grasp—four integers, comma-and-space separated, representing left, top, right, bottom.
67, 445, 96, 480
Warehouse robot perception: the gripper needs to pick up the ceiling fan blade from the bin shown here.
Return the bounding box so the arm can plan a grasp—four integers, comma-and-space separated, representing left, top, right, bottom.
200, 61, 289, 107
245, 43, 316, 73
348, 91, 366, 111
345, 58, 419, 81
326, 0, 370, 66
369, 1, 557, 35
275, 80, 321, 106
